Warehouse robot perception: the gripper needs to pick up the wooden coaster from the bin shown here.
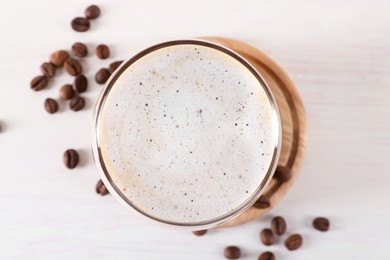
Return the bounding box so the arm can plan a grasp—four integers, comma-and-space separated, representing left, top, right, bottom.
200, 37, 308, 228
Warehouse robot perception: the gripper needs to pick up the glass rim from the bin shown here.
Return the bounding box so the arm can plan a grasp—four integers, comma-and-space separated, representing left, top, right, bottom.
91, 39, 282, 230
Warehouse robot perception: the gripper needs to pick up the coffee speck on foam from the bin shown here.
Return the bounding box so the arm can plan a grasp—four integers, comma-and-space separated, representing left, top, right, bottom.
98, 44, 278, 224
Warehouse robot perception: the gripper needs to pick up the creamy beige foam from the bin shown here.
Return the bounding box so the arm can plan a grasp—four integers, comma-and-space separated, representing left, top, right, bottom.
97, 43, 279, 224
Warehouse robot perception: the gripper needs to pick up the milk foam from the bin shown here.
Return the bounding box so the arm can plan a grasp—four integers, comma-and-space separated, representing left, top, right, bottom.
98, 43, 279, 224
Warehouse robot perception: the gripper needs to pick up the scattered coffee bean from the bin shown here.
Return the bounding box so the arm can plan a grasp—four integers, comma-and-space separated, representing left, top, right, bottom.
224, 246, 241, 259
44, 98, 58, 114
0, 122, 2, 133
85, 5, 100, 19
271, 216, 286, 236
30, 75, 48, 91
108, 60, 124, 74
260, 228, 275, 246
96, 44, 110, 59
40, 62, 56, 78
69, 96, 86, 111
95, 68, 111, 84
96, 179, 109, 196
71, 17, 90, 32
49, 50, 69, 67
73, 75, 88, 93
71, 42, 88, 57
253, 195, 270, 209
63, 149, 79, 169
285, 234, 302, 251
192, 230, 207, 236
258, 251, 275, 260
313, 217, 330, 232
59, 84, 75, 100
274, 166, 292, 182
64, 58, 82, 76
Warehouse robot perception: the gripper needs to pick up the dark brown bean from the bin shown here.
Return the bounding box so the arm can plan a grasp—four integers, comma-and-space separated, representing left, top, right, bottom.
85, 5, 100, 19
40, 62, 56, 78
44, 98, 58, 114
108, 60, 124, 74
73, 75, 88, 93
96, 44, 110, 59
71, 17, 90, 32
63, 149, 79, 169
69, 96, 86, 111
71, 42, 88, 57
258, 251, 275, 260
192, 230, 207, 236
59, 84, 75, 100
224, 246, 241, 259
64, 58, 82, 76
30, 75, 48, 91
285, 234, 303, 251
313, 217, 330, 232
271, 216, 286, 235
96, 179, 109, 196
49, 50, 69, 67
95, 68, 111, 84
274, 166, 292, 182
260, 228, 275, 246
253, 195, 270, 209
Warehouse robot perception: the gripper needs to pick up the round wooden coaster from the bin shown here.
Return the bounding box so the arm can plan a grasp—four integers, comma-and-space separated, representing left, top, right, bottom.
200, 37, 308, 228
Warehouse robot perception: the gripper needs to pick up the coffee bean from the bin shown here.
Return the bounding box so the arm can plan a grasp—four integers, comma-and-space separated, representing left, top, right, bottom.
71, 42, 88, 57
274, 166, 292, 182
69, 96, 86, 111
95, 68, 111, 84
85, 5, 100, 19
258, 251, 275, 260
96, 44, 110, 59
96, 179, 109, 196
73, 75, 88, 93
271, 216, 286, 235
223, 246, 241, 259
285, 234, 302, 251
71, 17, 90, 32
192, 230, 207, 236
30, 75, 48, 91
63, 149, 79, 169
64, 58, 82, 76
313, 217, 330, 232
260, 228, 275, 246
108, 60, 124, 74
40, 62, 56, 78
44, 98, 58, 114
49, 50, 69, 67
253, 195, 270, 209
59, 84, 75, 100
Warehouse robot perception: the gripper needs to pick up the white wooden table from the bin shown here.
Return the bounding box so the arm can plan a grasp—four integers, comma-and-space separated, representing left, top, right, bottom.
1, 0, 389, 259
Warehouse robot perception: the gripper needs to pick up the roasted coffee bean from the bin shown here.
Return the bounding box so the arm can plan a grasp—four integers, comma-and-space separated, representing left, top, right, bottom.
40, 62, 56, 78
64, 58, 82, 76
271, 216, 286, 235
313, 217, 330, 232
96, 179, 109, 196
69, 96, 86, 111
274, 166, 292, 182
108, 60, 124, 73
30, 75, 48, 91
63, 149, 79, 169
96, 44, 110, 59
258, 251, 275, 260
253, 195, 270, 209
73, 75, 88, 93
223, 246, 241, 259
59, 84, 75, 100
192, 230, 207, 236
49, 50, 69, 67
71, 42, 88, 57
95, 68, 111, 84
44, 98, 58, 114
285, 234, 302, 251
0, 122, 2, 133
260, 228, 275, 246
71, 17, 90, 32
85, 5, 100, 19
